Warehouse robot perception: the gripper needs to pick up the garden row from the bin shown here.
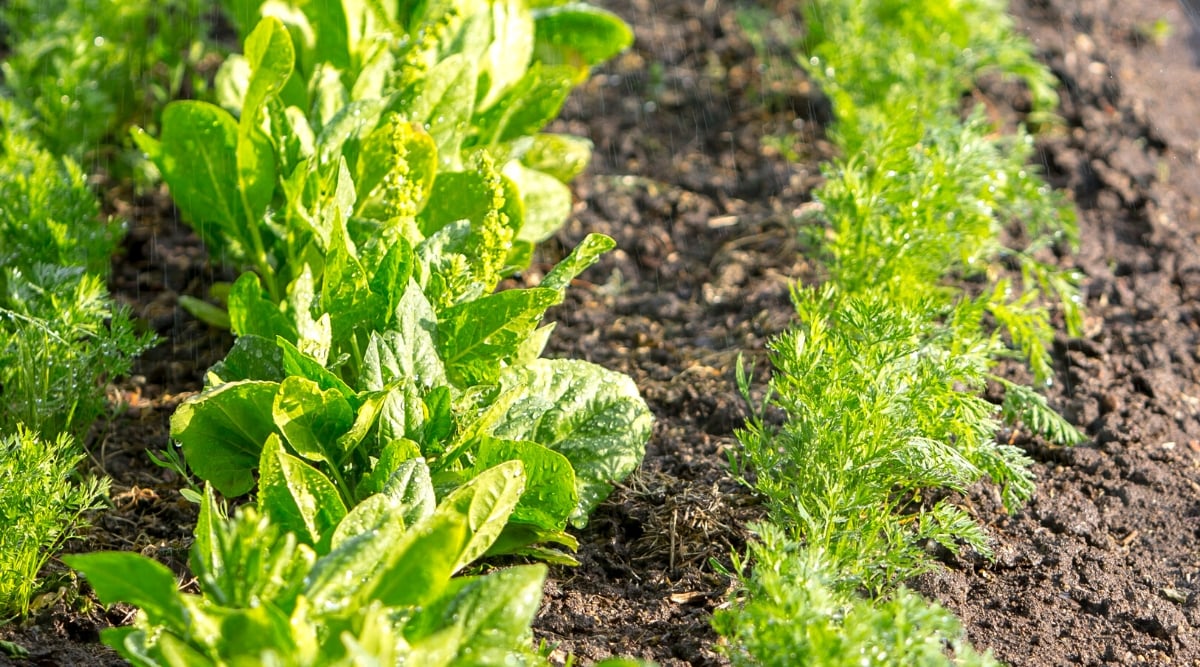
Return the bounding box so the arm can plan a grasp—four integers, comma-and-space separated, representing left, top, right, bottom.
711, 0, 1084, 664
0, 0, 1089, 663
0, 96, 137, 625
2, 0, 662, 664
74, 1, 664, 664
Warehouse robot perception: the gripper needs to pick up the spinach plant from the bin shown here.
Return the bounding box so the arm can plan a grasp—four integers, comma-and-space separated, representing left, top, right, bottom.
140, 0, 631, 307
68, 458, 552, 665
171, 244, 653, 562
152, 17, 652, 563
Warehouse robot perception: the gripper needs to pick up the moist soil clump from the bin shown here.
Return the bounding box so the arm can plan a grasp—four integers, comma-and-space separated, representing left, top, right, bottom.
3, 0, 1200, 665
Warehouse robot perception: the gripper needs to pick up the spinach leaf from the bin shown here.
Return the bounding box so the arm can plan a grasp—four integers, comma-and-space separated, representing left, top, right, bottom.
68, 460, 545, 665
171, 380, 279, 497
495, 359, 654, 527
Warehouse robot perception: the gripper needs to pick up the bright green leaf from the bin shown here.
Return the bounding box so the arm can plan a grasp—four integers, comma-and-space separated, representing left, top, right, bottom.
503, 161, 572, 245
218, 605, 297, 661
369, 238, 416, 327
437, 288, 560, 386
409, 54, 477, 167
288, 265, 333, 365
484, 522, 579, 565
417, 168, 517, 239
336, 391, 387, 461
363, 280, 446, 391
406, 565, 547, 661
208, 334, 285, 384
228, 272, 297, 341
276, 337, 356, 402
540, 233, 615, 292
375, 381, 427, 447
272, 376, 355, 464
366, 511, 465, 608
358, 438, 424, 500
64, 552, 186, 633
382, 455, 438, 525
331, 492, 397, 551
477, 0, 535, 111
533, 4, 633, 68
494, 359, 652, 527
434, 460, 526, 571
236, 124, 275, 252
171, 380, 281, 496
474, 63, 576, 145
154, 102, 242, 251
258, 434, 347, 553
242, 17, 296, 122
322, 217, 382, 345
519, 133, 592, 183
316, 99, 388, 168
473, 436, 577, 531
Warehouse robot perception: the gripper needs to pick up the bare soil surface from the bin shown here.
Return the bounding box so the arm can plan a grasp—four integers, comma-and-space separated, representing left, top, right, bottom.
3, 0, 1200, 665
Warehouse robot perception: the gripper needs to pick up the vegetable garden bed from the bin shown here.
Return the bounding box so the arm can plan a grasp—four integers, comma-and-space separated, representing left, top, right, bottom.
1, 0, 1198, 665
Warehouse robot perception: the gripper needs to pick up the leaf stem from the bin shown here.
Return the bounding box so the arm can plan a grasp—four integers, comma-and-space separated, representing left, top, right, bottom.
322, 461, 356, 507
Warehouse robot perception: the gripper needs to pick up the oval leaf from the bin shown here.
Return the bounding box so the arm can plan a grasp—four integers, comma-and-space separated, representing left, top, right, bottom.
435, 460, 526, 571
272, 376, 354, 464
171, 380, 280, 496
259, 434, 347, 553
533, 4, 633, 68
493, 359, 652, 527
473, 437, 576, 531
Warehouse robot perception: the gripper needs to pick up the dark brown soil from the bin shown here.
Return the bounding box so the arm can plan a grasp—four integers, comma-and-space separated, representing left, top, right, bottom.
3, 0, 1200, 665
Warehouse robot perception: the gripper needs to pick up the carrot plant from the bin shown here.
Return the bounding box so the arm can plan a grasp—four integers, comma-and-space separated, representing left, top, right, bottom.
713, 524, 1000, 667
0, 428, 107, 622
0, 0, 210, 168
0, 101, 155, 442
0, 101, 153, 624
717, 0, 1083, 663
0, 0, 203, 614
